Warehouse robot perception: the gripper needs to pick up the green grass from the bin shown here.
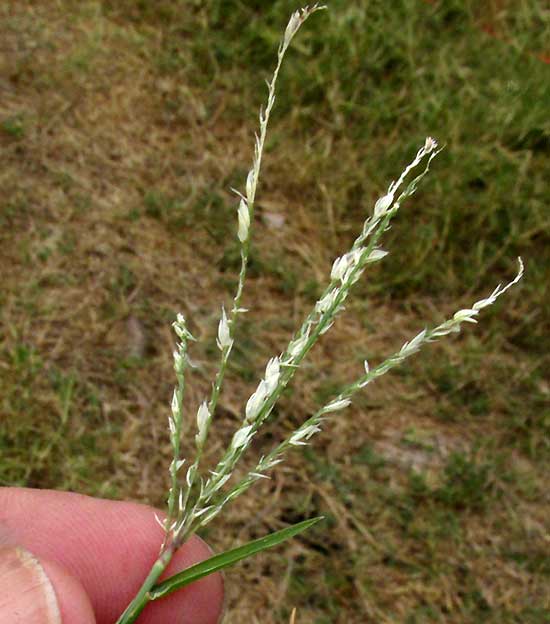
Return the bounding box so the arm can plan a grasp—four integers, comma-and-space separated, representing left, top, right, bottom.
1, 114, 26, 139
183, 1, 549, 296
1, 1, 548, 621
0, 341, 114, 492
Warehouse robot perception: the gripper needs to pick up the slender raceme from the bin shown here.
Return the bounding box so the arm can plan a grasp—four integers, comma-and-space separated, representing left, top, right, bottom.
168, 3, 329, 549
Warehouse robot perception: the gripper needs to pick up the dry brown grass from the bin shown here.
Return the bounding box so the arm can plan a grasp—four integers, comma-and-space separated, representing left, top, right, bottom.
1, 2, 548, 623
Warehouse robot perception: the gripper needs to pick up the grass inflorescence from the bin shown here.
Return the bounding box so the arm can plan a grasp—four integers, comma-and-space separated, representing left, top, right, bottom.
1, 1, 547, 622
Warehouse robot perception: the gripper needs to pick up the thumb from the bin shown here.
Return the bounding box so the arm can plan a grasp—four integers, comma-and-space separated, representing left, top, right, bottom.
0, 544, 96, 623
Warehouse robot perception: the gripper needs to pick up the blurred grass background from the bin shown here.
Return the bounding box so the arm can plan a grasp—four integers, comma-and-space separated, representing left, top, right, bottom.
0, 1, 548, 622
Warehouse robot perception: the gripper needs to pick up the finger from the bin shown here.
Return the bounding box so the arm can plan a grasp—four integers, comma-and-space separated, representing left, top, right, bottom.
0, 487, 224, 624
0, 544, 95, 623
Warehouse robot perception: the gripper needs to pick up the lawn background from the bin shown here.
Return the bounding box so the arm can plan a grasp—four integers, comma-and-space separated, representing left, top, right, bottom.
1, 1, 548, 622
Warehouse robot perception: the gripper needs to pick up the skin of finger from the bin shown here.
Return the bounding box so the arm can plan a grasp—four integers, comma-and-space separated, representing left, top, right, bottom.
0, 488, 224, 624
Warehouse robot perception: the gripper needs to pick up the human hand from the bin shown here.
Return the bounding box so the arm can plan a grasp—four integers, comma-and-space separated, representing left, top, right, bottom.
0, 488, 224, 623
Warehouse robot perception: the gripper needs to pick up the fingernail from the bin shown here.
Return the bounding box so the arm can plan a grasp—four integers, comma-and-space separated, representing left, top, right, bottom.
0, 545, 61, 623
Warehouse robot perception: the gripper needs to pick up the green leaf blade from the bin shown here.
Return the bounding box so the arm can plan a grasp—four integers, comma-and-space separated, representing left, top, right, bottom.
149, 516, 323, 601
